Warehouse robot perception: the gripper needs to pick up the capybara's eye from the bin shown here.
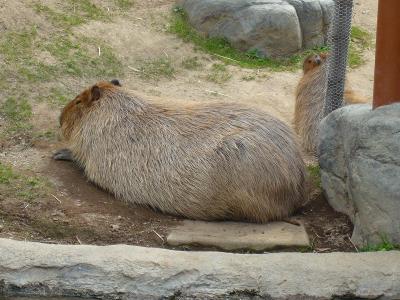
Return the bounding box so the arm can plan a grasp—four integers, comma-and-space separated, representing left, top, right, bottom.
76, 100, 81, 104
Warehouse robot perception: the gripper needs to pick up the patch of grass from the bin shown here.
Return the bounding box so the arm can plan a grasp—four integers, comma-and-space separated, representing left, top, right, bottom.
42, 35, 122, 78
1, 27, 122, 83
0, 164, 51, 201
0, 27, 58, 82
351, 26, 373, 49
42, 87, 73, 107
114, 0, 135, 9
33, 1, 108, 28
33, 130, 57, 142
181, 56, 203, 70
169, 7, 328, 71
360, 237, 400, 252
0, 27, 37, 61
2, 97, 32, 122
17, 176, 48, 201
241, 74, 256, 81
206, 63, 232, 84
1, 97, 33, 135
348, 26, 373, 68
307, 164, 321, 189
0, 163, 16, 184
138, 57, 176, 80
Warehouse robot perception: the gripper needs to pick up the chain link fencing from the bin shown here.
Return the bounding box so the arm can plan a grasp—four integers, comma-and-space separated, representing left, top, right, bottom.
324, 0, 354, 116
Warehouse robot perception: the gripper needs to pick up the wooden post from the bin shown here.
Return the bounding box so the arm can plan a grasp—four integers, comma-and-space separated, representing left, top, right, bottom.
373, 0, 400, 108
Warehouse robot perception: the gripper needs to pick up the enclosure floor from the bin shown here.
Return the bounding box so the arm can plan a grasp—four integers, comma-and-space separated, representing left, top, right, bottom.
0, 0, 375, 253
0, 151, 354, 252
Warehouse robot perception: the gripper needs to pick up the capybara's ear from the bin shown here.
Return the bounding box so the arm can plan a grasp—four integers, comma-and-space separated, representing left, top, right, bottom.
91, 85, 102, 102
110, 79, 121, 86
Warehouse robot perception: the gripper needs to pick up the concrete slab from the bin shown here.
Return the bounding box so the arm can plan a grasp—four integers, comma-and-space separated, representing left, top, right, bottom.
1, 238, 399, 299
167, 220, 310, 251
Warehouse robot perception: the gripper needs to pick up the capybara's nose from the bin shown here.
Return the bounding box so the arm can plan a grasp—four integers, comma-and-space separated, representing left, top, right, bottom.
315, 56, 322, 65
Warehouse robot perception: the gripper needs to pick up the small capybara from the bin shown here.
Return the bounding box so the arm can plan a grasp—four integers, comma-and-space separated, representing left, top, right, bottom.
55, 80, 308, 223
302, 52, 328, 74
294, 53, 367, 154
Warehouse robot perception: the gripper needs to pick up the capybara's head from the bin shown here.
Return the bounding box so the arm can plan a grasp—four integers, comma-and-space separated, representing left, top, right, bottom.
59, 80, 121, 139
302, 52, 328, 74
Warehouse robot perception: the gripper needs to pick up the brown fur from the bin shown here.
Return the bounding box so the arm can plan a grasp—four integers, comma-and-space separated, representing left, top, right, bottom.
58, 81, 308, 223
302, 53, 328, 74
294, 53, 368, 155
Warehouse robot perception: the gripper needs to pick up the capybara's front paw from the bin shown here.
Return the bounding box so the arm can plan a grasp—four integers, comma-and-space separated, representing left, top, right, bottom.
53, 148, 73, 161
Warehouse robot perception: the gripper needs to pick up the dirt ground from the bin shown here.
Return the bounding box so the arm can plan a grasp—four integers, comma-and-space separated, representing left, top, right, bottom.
0, 0, 377, 252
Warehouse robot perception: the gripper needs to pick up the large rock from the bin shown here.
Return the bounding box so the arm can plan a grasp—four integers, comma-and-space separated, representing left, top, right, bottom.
319, 103, 400, 247
179, 0, 334, 57
1, 238, 400, 299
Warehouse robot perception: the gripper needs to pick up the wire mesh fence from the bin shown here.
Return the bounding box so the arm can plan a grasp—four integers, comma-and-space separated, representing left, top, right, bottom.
324, 0, 354, 116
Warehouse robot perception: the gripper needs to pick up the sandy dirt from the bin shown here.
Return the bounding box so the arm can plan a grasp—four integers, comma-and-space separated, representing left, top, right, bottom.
0, 0, 377, 252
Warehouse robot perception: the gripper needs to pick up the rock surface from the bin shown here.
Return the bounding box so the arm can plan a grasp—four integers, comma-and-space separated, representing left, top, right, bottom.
1, 238, 400, 299
167, 220, 310, 251
179, 0, 334, 57
318, 103, 400, 247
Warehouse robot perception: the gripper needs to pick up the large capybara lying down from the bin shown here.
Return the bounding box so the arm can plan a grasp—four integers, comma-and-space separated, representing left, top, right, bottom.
54, 80, 307, 223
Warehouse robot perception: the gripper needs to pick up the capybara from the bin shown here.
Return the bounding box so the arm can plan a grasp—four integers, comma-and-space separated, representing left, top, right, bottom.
302, 52, 328, 74
55, 80, 308, 223
294, 53, 368, 154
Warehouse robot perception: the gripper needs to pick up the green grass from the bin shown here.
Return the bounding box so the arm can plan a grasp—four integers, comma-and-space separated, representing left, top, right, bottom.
0, 163, 16, 184
138, 57, 176, 80
0, 163, 50, 201
169, 7, 328, 71
0, 2, 123, 143
349, 26, 373, 68
43, 35, 123, 78
33, 1, 108, 28
181, 56, 203, 70
114, 0, 135, 9
0, 28, 122, 82
42, 87, 73, 107
2, 97, 32, 122
206, 63, 232, 84
360, 237, 400, 252
307, 164, 321, 189
0, 27, 37, 60
351, 26, 373, 49
1, 97, 33, 135
0, 27, 58, 82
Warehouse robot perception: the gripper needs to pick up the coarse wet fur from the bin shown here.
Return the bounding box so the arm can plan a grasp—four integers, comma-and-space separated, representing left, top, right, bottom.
56, 81, 308, 223
294, 53, 368, 155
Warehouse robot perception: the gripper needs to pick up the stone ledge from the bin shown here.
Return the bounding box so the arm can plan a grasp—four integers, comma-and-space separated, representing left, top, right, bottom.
1, 238, 399, 299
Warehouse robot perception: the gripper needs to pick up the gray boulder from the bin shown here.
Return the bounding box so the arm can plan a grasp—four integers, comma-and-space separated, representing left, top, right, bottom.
179, 0, 334, 57
319, 103, 400, 247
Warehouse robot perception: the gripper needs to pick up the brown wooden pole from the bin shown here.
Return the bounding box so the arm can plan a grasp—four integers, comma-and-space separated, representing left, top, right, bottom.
373, 0, 400, 109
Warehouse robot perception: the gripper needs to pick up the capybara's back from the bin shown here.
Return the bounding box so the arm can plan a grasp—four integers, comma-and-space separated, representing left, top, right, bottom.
294, 62, 327, 155
59, 81, 307, 223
